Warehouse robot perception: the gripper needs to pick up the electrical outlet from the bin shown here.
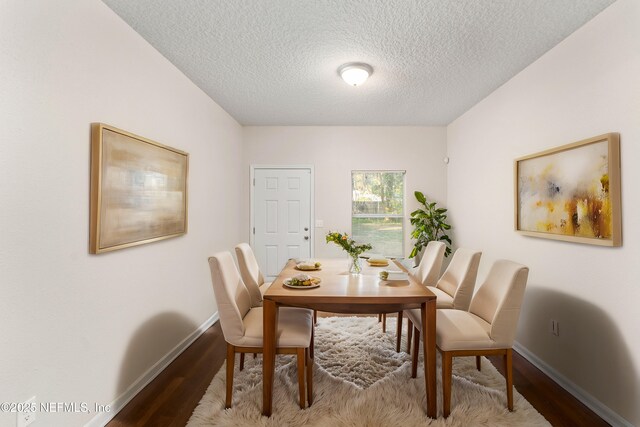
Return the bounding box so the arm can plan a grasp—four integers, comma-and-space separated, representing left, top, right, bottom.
17, 396, 36, 427
550, 319, 560, 336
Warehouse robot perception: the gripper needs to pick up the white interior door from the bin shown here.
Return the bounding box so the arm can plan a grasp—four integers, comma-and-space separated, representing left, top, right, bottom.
253, 168, 312, 280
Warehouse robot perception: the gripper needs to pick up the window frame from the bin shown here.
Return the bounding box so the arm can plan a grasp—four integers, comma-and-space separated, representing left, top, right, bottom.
350, 170, 406, 257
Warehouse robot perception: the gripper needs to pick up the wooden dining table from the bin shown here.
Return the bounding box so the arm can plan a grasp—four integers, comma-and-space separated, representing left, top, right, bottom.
262, 257, 438, 418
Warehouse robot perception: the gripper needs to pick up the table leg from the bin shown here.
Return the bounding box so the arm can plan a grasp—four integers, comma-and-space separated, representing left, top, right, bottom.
422, 300, 437, 418
395, 310, 403, 352
263, 299, 278, 416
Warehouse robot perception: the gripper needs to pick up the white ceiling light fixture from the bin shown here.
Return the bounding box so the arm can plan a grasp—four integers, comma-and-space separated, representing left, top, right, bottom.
338, 62, 373, 87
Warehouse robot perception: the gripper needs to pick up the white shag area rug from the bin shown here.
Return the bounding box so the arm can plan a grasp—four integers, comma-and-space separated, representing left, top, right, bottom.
188, 316, 550, 426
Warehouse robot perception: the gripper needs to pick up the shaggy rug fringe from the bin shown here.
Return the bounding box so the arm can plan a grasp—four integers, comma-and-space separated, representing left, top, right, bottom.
187, 316, 550, 426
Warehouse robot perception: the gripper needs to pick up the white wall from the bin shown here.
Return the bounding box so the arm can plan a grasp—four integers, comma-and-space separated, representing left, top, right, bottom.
447, 0, 640, 425
0, 1, 242, 426
242, 127, 447, 259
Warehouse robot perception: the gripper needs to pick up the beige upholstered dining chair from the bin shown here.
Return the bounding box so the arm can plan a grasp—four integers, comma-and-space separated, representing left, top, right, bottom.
208, 252, 314, 409
425, 259, 529, 417
413, 240, 447, 286
235, 243, 270, 307
235, 242, 319, 324
381, 241, 446, 345
402, 247, 482, 352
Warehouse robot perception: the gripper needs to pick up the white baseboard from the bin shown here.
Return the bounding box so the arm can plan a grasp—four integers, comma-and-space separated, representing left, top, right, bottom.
513, 342, 632, 427
85, 312, 219, 427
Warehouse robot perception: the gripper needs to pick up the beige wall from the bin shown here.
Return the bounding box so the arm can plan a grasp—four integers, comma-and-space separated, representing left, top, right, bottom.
447, 0, 640, 425
242, 126, 447, 259
0, 1, 243, 425
2, 0, 636, 426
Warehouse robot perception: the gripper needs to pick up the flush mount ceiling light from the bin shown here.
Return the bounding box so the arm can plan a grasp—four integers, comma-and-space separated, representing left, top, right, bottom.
338, 62, 373, 87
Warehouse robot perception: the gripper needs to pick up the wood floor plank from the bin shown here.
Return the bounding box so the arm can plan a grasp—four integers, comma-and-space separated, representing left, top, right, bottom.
107, 324, 225, 427
107, 316, 609, 427
487, 352, 610, 427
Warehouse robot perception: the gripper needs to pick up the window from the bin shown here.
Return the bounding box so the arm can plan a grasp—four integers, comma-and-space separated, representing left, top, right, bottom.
351, 171, 405, 257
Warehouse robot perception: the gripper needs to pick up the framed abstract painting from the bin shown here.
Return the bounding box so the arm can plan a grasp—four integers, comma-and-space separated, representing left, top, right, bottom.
90, 123, 189, 253
514, 133, 621, 246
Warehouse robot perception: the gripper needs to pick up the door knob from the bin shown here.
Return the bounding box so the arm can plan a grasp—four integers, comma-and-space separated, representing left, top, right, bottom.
304, 227, 309, 231
304, 236, 309, 240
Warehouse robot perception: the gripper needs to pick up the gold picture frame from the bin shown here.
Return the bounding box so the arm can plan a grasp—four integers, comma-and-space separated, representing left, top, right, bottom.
90, 123, 189, 253
514, 133, 621, 246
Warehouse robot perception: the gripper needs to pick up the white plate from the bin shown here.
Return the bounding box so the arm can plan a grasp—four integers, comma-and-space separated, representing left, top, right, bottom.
283, 277, 321, 289
384, 272, 409, 282
295, 265, 321, 271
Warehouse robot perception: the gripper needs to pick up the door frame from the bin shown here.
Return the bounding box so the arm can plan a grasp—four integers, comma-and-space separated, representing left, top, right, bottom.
250, 164, 315, 259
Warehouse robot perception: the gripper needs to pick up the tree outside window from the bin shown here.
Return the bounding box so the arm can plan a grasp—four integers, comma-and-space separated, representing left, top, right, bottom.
351, 171, 405, 257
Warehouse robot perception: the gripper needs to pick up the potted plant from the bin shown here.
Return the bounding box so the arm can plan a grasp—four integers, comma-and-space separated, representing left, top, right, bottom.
409, 191, 452, 264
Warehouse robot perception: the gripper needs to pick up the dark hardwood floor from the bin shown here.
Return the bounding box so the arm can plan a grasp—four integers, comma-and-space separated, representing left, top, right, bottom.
108, 315, 610, 427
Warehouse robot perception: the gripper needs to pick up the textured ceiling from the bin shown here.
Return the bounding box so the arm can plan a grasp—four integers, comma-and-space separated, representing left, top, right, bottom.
102, 0, 614, 126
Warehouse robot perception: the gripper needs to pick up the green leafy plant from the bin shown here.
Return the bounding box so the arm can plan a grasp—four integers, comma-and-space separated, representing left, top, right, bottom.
325, 231, 372, 257
409, 191, 452, 258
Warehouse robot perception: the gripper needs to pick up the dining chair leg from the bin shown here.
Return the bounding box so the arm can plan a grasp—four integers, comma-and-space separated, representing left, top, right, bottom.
310, 324, 315, 359
297, 348, 306, 409
396, 311, 403, 352
442, 351, 453, 418
306, 347, 313, 406
239, 353, 245, 371
225, 343, 235, 409
504, 349, 514, 411
382, 313, 387, 332
476, 355, 482, 371
313, 310, 318, 325
406, 319, 413, 354
411, 327, 420, 378
378, 313, 382, 322
253, 353, 257, 359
